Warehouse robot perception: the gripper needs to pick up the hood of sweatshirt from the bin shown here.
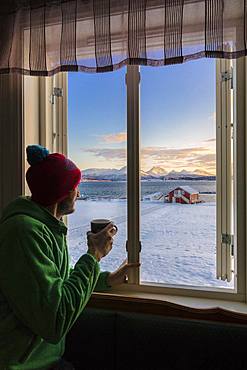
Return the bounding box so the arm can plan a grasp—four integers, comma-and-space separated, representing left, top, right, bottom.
0, 196, 67, 235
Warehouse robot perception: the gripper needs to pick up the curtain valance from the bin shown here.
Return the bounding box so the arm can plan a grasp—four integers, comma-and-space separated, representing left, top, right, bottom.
0, 0, 246, 76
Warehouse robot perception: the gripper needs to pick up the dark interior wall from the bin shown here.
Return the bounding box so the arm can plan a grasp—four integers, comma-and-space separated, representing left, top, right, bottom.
64, 308, 247, 370
0, 74, 24, 217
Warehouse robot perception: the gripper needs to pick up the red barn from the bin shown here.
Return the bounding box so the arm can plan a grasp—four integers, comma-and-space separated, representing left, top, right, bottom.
167, 186, 200, 204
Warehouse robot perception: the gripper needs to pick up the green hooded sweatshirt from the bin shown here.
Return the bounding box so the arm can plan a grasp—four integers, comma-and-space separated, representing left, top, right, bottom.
0, 197, 111, 370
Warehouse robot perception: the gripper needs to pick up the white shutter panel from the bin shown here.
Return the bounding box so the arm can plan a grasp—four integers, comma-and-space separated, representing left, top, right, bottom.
216, 58, 234, 282
38, 73, 68, 155
51, 73, 68, 155
24, 73, 68, 196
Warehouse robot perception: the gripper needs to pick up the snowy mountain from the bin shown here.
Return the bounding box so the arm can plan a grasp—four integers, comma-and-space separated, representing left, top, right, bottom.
82, 167, 125, 180
82, 168, 120, 176
165, 169, 198, 178
81, 167, 215, 181
147, 166, 167, 176
118, 166, 127, 174
192, 168, 213, 176
165, 169, 215, 179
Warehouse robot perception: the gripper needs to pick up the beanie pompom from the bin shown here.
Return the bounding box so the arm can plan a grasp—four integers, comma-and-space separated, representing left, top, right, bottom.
26, 145, 49, 166
26, 145, 81, 206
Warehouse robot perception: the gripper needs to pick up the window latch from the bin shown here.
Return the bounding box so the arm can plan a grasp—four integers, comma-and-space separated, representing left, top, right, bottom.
50, 87, 63, 104
221, 233, 234, 256
221, 67, 233, 88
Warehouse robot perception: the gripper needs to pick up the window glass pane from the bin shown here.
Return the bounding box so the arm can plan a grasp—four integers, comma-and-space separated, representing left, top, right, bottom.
140, 60, 233, 288
67, 69, 127, 272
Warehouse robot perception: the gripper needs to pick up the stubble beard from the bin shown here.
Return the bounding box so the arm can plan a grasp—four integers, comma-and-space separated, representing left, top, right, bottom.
57, 198, 76, 216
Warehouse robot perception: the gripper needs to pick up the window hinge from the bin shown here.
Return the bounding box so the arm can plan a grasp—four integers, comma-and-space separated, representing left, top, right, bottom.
50, 87, 63, 104
221, 233, 234, 255
125, 71, 141, 85
126, 240, 142, 252
221, 67, 233, 89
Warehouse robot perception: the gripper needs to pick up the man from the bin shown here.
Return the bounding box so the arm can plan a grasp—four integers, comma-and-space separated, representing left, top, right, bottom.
0, 145, 138, 370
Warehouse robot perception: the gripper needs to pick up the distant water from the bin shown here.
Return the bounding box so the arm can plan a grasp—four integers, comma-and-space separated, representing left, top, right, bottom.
79, 180, 216, 200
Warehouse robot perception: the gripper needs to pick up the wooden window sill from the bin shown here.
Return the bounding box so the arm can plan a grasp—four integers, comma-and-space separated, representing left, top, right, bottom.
88, 290, 247, 325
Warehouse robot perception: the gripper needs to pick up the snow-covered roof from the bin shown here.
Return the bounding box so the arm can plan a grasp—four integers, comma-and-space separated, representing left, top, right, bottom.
143, 192, 164, 200
171, 186, 199, 194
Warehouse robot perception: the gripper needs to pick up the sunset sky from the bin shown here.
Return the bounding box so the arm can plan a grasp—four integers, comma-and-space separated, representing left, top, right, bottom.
68, 58, 216, 175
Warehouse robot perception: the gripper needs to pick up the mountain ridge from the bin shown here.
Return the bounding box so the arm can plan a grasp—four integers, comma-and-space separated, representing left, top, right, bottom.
81, 166, 215, 180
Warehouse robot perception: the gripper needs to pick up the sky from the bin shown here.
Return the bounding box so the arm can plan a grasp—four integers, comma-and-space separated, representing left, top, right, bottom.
68, 58, 216, 175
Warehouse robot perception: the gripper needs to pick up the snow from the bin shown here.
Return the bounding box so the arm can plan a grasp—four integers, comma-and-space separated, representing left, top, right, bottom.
172, 185, 199, 194
143, 192, 164, 201
68, 199, 233, 289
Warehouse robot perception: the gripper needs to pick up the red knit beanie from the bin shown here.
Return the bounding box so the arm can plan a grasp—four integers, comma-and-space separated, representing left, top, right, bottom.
26, 145, 81, 206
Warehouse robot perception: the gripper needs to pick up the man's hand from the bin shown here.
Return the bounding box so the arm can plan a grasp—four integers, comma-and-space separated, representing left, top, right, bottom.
107, 259, 141, 286
87, 223, 117, 262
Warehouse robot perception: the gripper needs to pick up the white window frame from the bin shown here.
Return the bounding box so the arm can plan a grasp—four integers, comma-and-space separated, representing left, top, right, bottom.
216, 57, 234, 283
23, 58, 247, 302
122, 59, 246, 301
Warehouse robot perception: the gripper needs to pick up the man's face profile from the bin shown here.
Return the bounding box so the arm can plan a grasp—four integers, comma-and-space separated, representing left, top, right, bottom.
57, 187, 80, 216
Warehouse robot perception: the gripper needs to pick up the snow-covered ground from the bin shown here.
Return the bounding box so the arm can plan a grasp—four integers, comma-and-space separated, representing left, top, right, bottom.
68, 199, 233, 289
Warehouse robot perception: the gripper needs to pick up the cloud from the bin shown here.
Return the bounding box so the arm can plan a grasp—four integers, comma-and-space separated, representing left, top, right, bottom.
80, 145, 216, 174
204, 138, 216, 143
140, 146, 209, 161
100, 132, 127, 143
84, 148, 127, 160
189, 153, 216, 173
142, 147, 216, 173
192, 153, 216, 164
82, 146, 214, 168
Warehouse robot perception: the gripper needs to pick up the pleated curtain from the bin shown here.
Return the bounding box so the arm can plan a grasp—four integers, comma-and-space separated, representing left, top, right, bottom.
0, 0, 246, 76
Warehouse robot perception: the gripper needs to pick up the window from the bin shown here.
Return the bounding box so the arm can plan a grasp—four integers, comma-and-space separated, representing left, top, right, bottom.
140, 59, 233, 289
23, 57, 246, 301
67, 69, 127, 273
